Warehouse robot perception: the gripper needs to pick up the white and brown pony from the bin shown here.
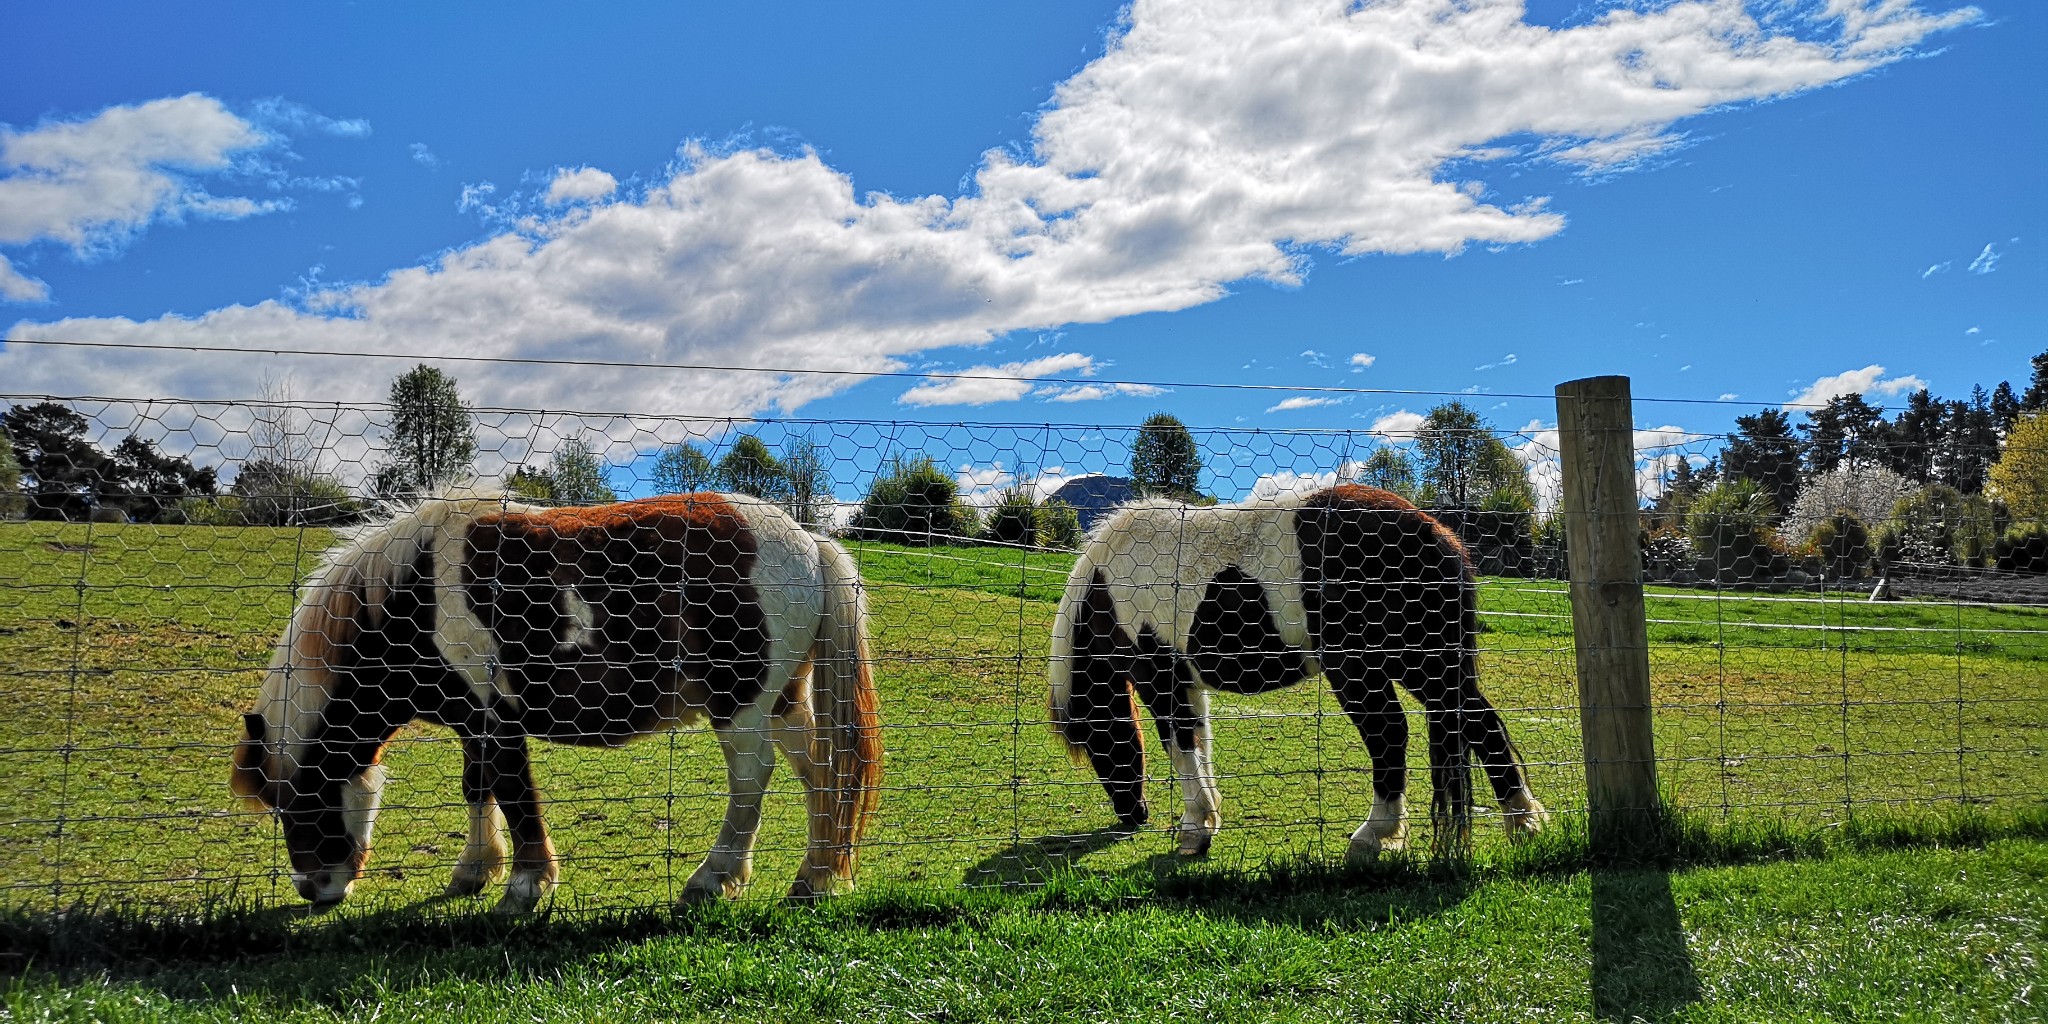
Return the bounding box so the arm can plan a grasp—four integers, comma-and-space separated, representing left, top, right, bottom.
231, 489, 882, 912
1049, 484, 1545, 859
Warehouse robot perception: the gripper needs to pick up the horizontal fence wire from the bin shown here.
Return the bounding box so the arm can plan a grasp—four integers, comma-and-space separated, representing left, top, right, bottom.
0, 392, 2042, 915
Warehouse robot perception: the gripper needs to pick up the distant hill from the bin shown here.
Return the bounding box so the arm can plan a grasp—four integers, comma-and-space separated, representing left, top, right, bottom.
1047, 475, 1134, 532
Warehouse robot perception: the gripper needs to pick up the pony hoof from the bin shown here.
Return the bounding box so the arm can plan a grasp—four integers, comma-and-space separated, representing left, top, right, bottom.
676, 885, 723, 908
445, 873, 490, 898
786, 877, 835, 903
1502, 796, 1550, 840
1175, 832, 1213, 858
1117, 802, 1150, 829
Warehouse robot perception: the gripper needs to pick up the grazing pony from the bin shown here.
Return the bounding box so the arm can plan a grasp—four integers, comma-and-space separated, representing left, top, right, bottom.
231, 489, 882, 912
1048, 484, 1545, 859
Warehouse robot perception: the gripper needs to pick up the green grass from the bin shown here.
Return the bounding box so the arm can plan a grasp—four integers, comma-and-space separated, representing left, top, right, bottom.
0, 524, 2044, 917
4, 831, 2045, 1021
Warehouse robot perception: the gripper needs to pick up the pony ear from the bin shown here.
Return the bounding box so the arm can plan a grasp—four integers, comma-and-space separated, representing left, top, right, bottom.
243, 712, 266, 742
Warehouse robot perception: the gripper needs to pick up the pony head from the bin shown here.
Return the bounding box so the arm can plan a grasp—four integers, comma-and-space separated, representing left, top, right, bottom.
231, 501, 455, 905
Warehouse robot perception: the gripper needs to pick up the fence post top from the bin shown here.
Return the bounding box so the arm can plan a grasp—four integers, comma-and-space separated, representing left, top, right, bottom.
1554, 375, 1632, 400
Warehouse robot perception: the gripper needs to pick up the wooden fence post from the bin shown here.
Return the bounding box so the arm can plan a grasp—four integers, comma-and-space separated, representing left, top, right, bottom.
1555, 375, 1661, 848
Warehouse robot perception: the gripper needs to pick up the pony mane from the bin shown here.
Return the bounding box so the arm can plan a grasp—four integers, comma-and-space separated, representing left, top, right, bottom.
247, 483, 526, 790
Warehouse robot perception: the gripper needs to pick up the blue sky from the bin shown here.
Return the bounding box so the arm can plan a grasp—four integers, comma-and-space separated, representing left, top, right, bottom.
0, 1, 2040, 499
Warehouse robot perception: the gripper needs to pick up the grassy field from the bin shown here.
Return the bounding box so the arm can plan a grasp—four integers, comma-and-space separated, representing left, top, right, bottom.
0, 521, 2044, 916
4, 833, 2045, 1022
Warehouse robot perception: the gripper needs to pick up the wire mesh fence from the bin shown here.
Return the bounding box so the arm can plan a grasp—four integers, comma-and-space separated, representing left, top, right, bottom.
1, 391, 2043, 914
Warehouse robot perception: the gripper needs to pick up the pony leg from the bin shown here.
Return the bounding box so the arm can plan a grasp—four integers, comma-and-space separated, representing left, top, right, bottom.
768, 680, 842, 900
1414, 644, 1477, 856
683, 703, 778, 903
447, 735, 509, 896
483, 733, 559, 915
1453, 684, 1549, 840
1329, 652, 1410, 860
1139, 672, 1219, 857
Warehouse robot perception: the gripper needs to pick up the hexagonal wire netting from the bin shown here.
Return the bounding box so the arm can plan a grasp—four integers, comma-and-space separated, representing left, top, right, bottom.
0, 394, 2041, 914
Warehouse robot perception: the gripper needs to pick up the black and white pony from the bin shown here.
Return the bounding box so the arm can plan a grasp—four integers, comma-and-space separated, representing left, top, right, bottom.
1048, 484, 1545, 859
232, 488, 882, 912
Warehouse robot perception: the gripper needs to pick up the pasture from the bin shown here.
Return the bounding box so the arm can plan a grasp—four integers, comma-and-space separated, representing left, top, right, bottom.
2, 519, 2046, 1021
2, 521, 2044, 913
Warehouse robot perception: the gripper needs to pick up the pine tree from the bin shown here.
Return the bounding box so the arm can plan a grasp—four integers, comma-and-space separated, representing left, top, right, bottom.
1723, 408, 1801, 521
1130, 413, 1203, 499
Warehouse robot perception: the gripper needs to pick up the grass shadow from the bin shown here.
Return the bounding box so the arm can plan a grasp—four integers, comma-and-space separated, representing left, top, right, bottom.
1590, 867, 1700, 1022
959, 825, 1138, 886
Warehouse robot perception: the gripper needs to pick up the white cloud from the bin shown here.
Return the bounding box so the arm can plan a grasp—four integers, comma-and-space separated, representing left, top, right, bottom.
4, 1, 1978, 406
410, 143, 440, 168
1369, 410, 1426, 438
1968, 243, 2000, 274
898, 352, 1095, 406
0, 95, 276, 259
1921, 261, 1950, 278
1476, 353, 1519, 371
1966, 326, 1980, 334
1266, 395, 1345, 413
1043, 382, 1166, 402
0, 255, 48, 302
1348, 353, 1376, 371
1786, 364, 1927, 408
545, 167, 618, 204
1718, 392, 1739, 401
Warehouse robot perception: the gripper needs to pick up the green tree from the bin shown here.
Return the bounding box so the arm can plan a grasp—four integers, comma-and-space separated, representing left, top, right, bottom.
1722, 408, 1801, 523
1801, 393, 1890, 477
717, 435, 791, 502
2021, 348, 2048, 413
1414, 402, 1525, 511
781, 436, 835, 528
549, 437, 617, 505
0, 431, 22, 518
505, 466, 557, 503
1935, 388, 1999, 494
1356, 448, 1416, 497
105, 435, 217, 524
651, 442, 717, 494
380, 365, 476, 495
1130, 413, 1203, 499
1884, 388, 1944, 483
2, 402, 108, 520
1988, 412, 2048, 521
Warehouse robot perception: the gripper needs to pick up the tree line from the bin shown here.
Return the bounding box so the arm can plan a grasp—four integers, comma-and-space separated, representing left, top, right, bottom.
1645, 351, 2048, 582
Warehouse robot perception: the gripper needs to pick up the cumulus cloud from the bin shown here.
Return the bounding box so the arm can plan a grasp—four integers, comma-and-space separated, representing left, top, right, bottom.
0, 94, 374, 301
0, 95, 275, 256
5, 0, 1978, 409
545, 167, 618, 204
1368, 410, 1426, 438
1510, 419, 1703, 510
1267, 395, 1345, 413
1786, 364, 1927, 408
1349, 353, 1376, 373
898, 352, 1095, 406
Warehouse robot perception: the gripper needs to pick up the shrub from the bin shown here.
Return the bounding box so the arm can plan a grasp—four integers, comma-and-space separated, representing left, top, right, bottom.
1810, 510, 1873, 581
1876, 485, 1998, 569
1686, 479, 1785, 583
981, 488, 1041, 547
1994, 522, 2048, 574
1039, 498, 1084, 550
848, 456, 980, 545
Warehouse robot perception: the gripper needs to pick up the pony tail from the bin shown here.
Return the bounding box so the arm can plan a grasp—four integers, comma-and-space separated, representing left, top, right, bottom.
810, 536, 883, 880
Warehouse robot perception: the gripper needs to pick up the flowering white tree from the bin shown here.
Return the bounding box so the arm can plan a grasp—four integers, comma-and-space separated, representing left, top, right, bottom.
1782, 465, 1916, 546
